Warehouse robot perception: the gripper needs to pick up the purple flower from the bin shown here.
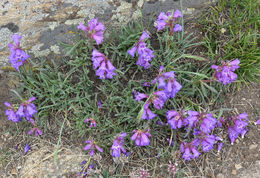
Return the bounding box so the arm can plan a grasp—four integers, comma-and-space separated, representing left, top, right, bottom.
167, 109, 187, 129
8, 34, 30, 71
256, 118, 260, 125
211, 59, 240, 85
127, 46, 137, 58
84, 140, 103, 156
173, 9, 183, 18
134, 92, 148, 101
133, 92, 157, 120
28, 127, 43, 136
194, 130, 222, 152
156, 12, 169, 31
79, 162, 94, 178
153, 70, 182, 99
127, 31, 154, 69
156, 10, 183, 34
136, 42, 154, 69
180, 140, 201, 161
217, 117, 225, 128
24, 144, 30, 155
218, 142, 223, 152
97, 101, 102, 108
16, 97, 37, 121
143, 82, 151, 87
141, 102, 157, 120
186, 111, 216, 133
4, 102, 22, 122
173, 24, 182, 32
111, 133, 127, 157
92, 49, 116, 79
77, 18, 105, 45
227, 112, 248, 145
157, 120, 167, 126
84, 118, 97, 128
151, 91, 167, 110
131, 129, 151, 146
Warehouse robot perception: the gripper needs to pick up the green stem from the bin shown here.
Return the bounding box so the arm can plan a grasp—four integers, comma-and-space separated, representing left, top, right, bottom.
54, 110, 67, 163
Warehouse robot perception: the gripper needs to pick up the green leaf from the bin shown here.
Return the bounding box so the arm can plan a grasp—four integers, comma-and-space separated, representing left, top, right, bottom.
183, 54, 207, 61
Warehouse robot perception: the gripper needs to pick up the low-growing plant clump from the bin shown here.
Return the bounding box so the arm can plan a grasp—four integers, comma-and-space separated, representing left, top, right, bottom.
4, 4, 260, 177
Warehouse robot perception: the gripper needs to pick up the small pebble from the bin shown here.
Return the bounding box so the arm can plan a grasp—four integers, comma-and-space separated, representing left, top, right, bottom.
249, 144, 257, 150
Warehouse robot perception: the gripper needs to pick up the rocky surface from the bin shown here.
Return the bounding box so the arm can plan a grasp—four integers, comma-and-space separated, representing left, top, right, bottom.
0, 0, 214, 66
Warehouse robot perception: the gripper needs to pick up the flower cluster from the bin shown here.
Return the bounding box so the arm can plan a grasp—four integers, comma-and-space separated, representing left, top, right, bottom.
218, 112, 248, 145
166, 109, 220, 160
4, 97, 42, 137
77, 18, 105, 45
128, 31, 154, 69
8, 34, 30, 71
156, 10, 183, 35
153, 66, 182, 98
211, 59, 240, 85
92, 49, 116, 79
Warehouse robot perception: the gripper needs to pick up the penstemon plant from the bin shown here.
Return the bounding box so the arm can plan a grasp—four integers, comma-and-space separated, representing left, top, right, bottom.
4, 4, 257, 177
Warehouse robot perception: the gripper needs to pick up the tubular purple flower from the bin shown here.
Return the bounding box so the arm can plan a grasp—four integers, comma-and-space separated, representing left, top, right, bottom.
173, 9, 183, 18
194, 130, 221, 152
134, 92, 148, 101
127, 31, 154, 69
141, 102, 157, 120
127, 46, 137, 57
217, 117, 225, 128
153, 70, 182, 99
8, 34, 30, 71
186, 111, 216, 133
92, 49, 116, 79
4, 102, 22, 122
211, 59, 240, 85
24, 144, 30, 155
111, 133, 127, 157
77, 22, 88, 31
180, 141, 201, 161
77, 18, 105, 45
17, 97, 37, 121
139, 31, 150, 41
84, 140, 103, 156
167, 109, 187, 129
151, 91, 167, 110
156, 10, 182, 34
28, 127, 43, 136
173, 24, 182, 32
256, 118, 260, 125
131, 129, 151, 146
218, 142, 224, 152
143, 82, 151, 87
226, 112, 248, 144
156, 12, 168, 31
